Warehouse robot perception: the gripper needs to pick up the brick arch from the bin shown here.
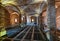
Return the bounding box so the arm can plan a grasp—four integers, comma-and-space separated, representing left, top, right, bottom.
41, 7, 60, 29
10, 12, 19, 25
42, 11, 47, 25
0, 5, 10, 27
56, 7, 60, 29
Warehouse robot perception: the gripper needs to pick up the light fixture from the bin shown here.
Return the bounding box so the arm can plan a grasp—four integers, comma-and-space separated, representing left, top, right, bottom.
32, 19, 34, 22
14, 18, 18, 22
55, 5, 58, 8
21, 17, 23, 21
55, 6, 58, 8
21, 16, 24, 21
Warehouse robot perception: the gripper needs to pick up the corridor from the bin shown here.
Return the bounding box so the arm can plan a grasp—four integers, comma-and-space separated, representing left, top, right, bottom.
0, 0, 60, 41
2, 25, 48, 41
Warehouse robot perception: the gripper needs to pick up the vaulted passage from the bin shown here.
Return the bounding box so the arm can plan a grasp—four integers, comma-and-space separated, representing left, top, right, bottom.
0, 0, 60, 41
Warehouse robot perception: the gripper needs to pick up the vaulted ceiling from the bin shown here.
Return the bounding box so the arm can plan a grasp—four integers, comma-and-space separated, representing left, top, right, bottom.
15, 0, 46, 15
16, 0, 60, 15
1, 0, 60, 16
